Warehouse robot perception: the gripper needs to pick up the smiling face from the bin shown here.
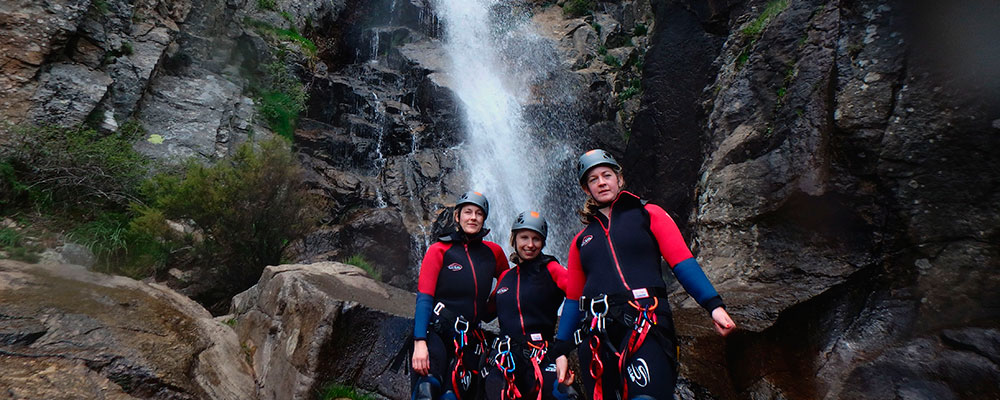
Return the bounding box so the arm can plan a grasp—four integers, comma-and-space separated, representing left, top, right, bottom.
513, 229, 544, 261
455, 204, 485, 235
583, 165, 623, 205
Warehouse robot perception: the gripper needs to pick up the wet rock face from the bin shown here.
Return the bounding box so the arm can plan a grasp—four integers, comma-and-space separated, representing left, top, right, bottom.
630, 0, 1000, 399
0, 260, 256, 400
230, 262, 414, 400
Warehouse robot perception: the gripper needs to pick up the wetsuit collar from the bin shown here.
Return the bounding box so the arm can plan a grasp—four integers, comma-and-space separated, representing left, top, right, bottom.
517, 254, 557, 271
592, 190, 643, 222
439, 228, 490, 243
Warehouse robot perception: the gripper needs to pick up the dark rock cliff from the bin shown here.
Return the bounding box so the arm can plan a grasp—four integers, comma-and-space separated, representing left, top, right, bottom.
625, 0, 1000, 398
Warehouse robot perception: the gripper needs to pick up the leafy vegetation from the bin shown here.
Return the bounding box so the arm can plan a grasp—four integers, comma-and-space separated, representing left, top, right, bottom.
742, 0, 789, 37
634, 23, 648, 36
562, 0, 594, 17
0, 227, 40, 263
246, 18, 317, 57
140, 137, 315, 295
0, 122, 149, 211
318, 383, 377, 400
257, 0, 276, 11
343, 254, 380, 281
603, 54, 621, 68
736, 0, 789, 70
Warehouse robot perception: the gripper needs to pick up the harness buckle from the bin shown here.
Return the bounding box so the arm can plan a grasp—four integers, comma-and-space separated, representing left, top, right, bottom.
573, 329, 584, 345
589, 294, 609, 316
496, 336, 511, 354
454, 315, 469, 334
433, 302, 445, 315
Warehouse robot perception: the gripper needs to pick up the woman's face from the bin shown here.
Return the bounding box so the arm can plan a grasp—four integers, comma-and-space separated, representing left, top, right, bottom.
584, 165, 622, 205
514, 229, 544, 261
456, 205, 485, 235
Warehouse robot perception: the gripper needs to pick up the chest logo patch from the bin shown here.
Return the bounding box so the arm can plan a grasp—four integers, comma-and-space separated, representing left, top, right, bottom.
446, 263, 463, 271
496, 287, 509, 295
581, 234, 593, 247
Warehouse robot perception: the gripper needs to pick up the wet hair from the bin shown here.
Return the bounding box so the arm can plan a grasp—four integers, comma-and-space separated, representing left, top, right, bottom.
508, 229, 546, 264
577, 169, 625, 224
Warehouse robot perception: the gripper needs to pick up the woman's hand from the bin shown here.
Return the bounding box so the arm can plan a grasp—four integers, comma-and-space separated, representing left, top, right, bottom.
555, 355, 575, 385
412, 340, 430, 375
711, 307, 736, 337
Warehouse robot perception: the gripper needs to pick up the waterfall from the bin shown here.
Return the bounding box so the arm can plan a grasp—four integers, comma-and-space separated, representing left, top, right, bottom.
433, 0, 579, 258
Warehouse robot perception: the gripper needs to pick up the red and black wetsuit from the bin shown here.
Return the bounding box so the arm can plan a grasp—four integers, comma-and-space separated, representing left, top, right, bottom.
413, 229, 508, 399
484, 254, 581, 400
566, 191, 724, 400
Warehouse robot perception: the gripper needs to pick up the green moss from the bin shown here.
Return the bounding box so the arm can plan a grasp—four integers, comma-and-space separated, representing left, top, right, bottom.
257, 0, 276, 11
742, 0, 788, 37
246, 19, 317, 57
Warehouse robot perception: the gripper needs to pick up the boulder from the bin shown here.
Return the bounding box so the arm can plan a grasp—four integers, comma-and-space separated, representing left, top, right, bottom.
0, 259, 256, 400
230, 262, 415, 400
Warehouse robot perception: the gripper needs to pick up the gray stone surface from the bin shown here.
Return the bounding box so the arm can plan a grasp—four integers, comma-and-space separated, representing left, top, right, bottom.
134, 73, 247, 162
0, 259, 257, 400
230, 262, 414, 400
27, 63, 114, 126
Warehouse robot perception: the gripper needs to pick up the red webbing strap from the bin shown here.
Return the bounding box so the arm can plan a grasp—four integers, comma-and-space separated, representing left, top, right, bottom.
588, 335, 604, 400
453, 339, 465, 400
618, 298, 659, 400
499, 350, 521, 400
527, 341, 548, 400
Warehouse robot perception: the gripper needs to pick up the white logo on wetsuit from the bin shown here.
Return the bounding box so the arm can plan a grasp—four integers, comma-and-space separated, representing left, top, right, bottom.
447, 263, 463, 271
496, 287, 509, 294
581, 235, 593, 247
545, 363, 557, 372
626, 358, 650, 387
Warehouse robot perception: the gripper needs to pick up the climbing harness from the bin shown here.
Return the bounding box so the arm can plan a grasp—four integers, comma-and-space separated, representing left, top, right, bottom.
572, 288, 676, 400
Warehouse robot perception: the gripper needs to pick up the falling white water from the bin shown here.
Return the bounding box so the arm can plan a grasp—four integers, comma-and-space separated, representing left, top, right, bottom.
434, 0, 579, 257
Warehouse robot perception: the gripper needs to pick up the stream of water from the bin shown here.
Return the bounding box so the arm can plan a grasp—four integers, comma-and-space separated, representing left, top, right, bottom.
433, 0, 580, 258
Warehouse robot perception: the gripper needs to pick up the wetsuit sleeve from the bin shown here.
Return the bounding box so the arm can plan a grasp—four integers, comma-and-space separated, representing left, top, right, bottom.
485, 241, 509, 277
551, 232, 587, 358
645, 204, 725, 312
414, 243, 447, 340
563, 229, 586, 300
546, 260, 582, 342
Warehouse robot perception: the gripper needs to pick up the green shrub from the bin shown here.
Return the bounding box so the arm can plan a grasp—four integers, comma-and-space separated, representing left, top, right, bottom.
562, 0, 594, 17
257, 0, 276, 11
597, 45, 607, 56
68, 211, 172, 278
318, 383, 377, 400
250, 60, 309, 140
0, 124, 149, 210
141, 137, 315, 294
618, 86, 640, 102
0, 228, 21, 248
634, 23, 648, 36
343, 254, 381, 281
603, 54, 621, 68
